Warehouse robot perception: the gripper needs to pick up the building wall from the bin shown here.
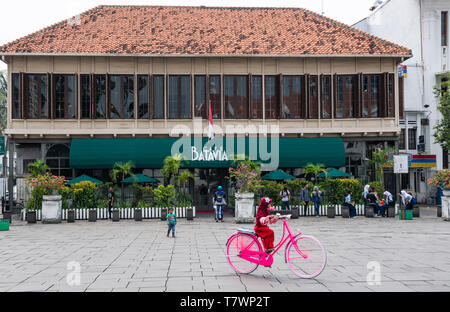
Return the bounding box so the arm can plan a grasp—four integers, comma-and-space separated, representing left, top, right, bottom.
6, 55, 402, 138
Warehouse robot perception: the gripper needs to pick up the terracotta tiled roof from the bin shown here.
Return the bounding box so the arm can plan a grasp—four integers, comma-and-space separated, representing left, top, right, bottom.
0, 5, 411, 57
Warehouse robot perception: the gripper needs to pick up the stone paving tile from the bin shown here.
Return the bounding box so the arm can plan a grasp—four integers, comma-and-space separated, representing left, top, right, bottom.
2, 215, 450, 292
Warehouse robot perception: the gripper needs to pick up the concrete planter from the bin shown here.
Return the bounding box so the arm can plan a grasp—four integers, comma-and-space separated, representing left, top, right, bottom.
365, 204, 375, 218
342, 206, 349, 218
67, 210, 75, 223
327, 206, 335, 218
442, 190, 450, 221
27, 211, 37, 224
291, 206, 299, 219
186, 207, 194, 221
112, 209, 120, 222
2, 212, 12, 223
134, 209, 142, 221
437, 206, 442, 218
413, 206, 420, 218
42, 195, 62, 224
387, 206, 396, 218
161, 208, 168, 221
235, 193, 255, 224
89, 209, 97, 222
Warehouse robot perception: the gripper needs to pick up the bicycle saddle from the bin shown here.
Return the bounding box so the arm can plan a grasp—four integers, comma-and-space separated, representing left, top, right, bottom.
237, 228, 258, 236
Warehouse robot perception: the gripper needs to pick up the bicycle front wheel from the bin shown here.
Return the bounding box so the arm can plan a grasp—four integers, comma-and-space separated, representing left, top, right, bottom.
286, 235, 327, 279
226, 233, 261, 274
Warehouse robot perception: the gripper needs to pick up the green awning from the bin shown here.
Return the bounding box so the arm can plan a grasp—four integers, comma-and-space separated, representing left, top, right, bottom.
70, 137, 346, 169
122, 174, 159, 184
67, 175, 103, 185
318, 168, 352, 178
262, 169, 296, 181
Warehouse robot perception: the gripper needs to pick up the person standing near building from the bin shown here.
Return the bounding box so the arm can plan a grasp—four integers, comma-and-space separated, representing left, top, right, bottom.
312, 186, 322, 217
167, 208, 176, 238
362, 185, 370, 215
214, 186, 226, 222
280, 186, 291, 211
300, 184, 310, 216
108, 186, 115, 219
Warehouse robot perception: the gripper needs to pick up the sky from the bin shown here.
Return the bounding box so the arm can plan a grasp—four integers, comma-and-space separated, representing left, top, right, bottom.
0, 0, 376, 71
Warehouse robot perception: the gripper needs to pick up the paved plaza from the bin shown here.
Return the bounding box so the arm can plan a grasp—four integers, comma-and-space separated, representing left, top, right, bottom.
1, 207, 450, 292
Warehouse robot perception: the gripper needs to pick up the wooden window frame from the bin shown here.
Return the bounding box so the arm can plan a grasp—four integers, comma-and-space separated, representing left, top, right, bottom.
223, 75, 249, 120
194, 75, 207, 119
108, 74, 135, 120
320, 75, 332, 119
250, 75, 263, 119
53, 74, 77, 119
334, 74, 358, 119
168, 75, 191, 120
137, 74, 151, 119
308, 75, 319, 119
264, 75, 280, 120
24, 73, 49, 119
152, 75, 165, 119
11, 73, 21, 119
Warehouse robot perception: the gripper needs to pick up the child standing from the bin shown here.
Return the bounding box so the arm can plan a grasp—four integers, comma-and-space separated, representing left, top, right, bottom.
254, 197, 278, 253
167, 208, 176, 238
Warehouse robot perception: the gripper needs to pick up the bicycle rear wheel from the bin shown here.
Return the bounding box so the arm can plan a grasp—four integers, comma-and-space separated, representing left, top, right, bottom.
286, 235, 326, 279
226, 233, 261, 274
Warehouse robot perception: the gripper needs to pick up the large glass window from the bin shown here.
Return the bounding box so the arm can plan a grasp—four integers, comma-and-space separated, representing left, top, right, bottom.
168, 75, 191, 119
387, 74, 395, 118
442, 11, 448, 46
80, 75, 91, 119
399, 129, 406, 150
25, 74, 48, 119
362, 74, 381, 118
138, 75, 149, 119
194, 75, 207, 119
12, 73, 21, 119
209, 75, 221, 119
399, 77, 404, 119
53, 75, 76, 119
224, 75, 248, 119
408, 128, 417, 150
265, 75, 279, 119
321, 75, 332, 119
46, 144, 72, 179
153, 75, 164, 119
282, 75, 303, 119
335, 75, 357, 118
94, 75, 106, 119
251, 75, 263, 119
109, 75, 134, 119
308, 75, 319, 119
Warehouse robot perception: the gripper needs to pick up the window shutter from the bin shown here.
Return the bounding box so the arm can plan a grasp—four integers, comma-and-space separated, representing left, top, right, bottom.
278, 74, 283, 119
248, 74, 252, 119
356, 73, 362, 118
305, 74, 309, 119
333, 74, 337, 119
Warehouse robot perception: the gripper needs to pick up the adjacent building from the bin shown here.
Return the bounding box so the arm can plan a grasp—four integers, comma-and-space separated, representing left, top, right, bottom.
0, 5, 411, 209
354, 0, 449, 203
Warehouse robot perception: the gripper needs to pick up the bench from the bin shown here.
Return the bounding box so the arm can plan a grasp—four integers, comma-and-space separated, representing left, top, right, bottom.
365, 204, 376, 218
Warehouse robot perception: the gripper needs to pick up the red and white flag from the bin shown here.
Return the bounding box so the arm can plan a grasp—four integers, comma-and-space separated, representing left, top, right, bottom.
208, 105, 214, 140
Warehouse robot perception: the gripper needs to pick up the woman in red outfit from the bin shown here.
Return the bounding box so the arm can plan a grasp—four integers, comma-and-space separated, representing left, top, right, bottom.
254, 197, 279, 253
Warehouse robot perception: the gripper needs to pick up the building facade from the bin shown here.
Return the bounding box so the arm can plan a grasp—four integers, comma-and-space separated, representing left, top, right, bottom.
0, 5, 411, 208
354, 0, 449, 203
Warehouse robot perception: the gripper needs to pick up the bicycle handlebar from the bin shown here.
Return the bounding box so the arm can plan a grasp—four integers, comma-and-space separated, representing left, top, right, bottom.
275, 214, 291, 220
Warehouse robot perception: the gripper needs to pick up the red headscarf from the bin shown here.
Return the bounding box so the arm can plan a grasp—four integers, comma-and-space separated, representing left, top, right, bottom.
256, 197, 273, 224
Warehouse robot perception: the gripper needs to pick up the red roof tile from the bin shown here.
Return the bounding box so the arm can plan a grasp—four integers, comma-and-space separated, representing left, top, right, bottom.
0, 5, 412, 57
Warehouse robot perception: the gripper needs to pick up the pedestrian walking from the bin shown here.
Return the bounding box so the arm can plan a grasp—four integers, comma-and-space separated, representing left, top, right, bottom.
343, 190, 357, 219
214, 186, 227, 222
108, 186, 115, 219
312, 186, 322, 217
280, 186, 291, 211
300, 184, 310, 216
167, 208, 176, 238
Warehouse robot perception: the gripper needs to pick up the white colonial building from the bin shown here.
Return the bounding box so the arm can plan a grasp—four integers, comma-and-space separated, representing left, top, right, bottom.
354, 0, 450, 203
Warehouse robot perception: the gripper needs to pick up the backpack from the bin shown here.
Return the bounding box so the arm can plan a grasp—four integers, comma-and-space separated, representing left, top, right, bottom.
411, 197, 417, 205
216, 192, 223, 203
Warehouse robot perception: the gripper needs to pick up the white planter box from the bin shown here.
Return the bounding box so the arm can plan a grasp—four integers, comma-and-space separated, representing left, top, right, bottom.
42, 195, 62, 224
442, 190, 450, 221
235, 193, 255, 224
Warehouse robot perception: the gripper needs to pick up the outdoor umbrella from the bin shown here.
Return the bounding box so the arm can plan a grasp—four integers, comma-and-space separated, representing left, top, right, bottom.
262, 169, 296, 181
67, 174, 103, 185
121, 174, 159, 184
317, 168, 352, 178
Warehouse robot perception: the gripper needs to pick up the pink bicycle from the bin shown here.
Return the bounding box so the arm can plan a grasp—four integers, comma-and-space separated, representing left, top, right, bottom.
226, 214, 327, 279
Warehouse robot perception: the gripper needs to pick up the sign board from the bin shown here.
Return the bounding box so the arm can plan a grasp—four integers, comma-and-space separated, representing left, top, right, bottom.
0, 136, 4, 156
394, 155, 409, 173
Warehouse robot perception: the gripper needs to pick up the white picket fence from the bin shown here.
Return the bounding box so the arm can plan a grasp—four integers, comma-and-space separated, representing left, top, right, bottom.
21, 206, 196, 221
271, 204, 400, 216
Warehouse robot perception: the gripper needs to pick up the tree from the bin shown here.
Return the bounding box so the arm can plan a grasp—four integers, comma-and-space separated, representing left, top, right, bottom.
162, 154, 183, 185
304, 163, 327, 182
368, 146, 396, 189
433, 74, 450, 151
110, 161, 135, 202
177, 171, 194, 190
27, 160, 50, 178
0, 71, 7, 134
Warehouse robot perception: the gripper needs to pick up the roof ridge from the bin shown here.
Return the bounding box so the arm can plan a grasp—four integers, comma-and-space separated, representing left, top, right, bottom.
0, 5, 104, 52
